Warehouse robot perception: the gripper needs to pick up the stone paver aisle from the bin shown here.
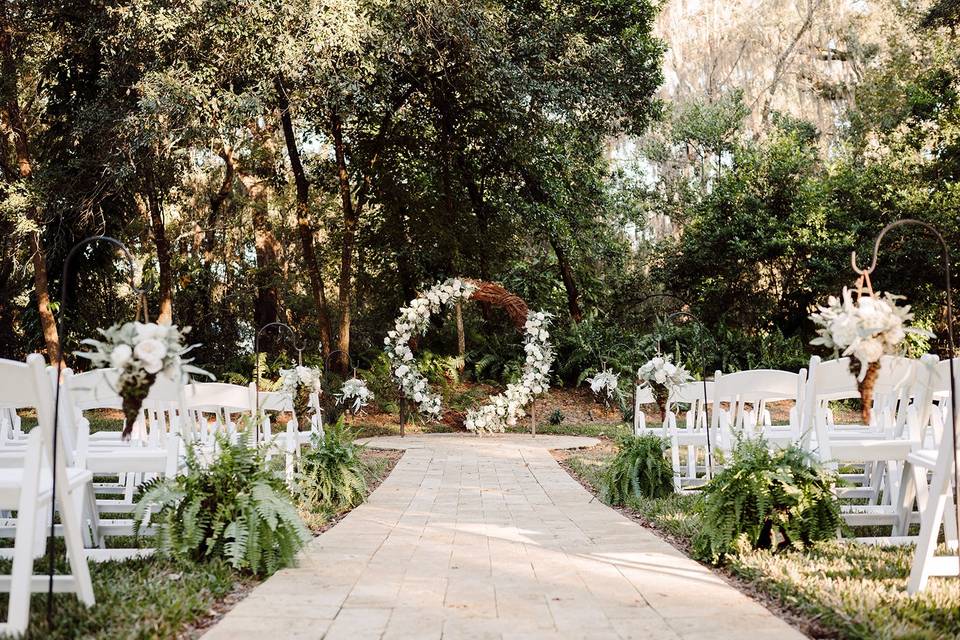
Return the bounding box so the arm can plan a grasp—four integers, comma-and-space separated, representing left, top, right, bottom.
205, 434, 805, 640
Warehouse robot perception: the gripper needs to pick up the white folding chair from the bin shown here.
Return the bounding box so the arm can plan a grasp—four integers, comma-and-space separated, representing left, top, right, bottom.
666, 381, 714, 489
901, 357, 959, 592
802, 355, 929, 535
258, 389, 322, 484
61, 369, 183, 527
186, 382, 259, 445
710, 369, 804, 458
0, 355, 95, 634
632, 385, 658, 435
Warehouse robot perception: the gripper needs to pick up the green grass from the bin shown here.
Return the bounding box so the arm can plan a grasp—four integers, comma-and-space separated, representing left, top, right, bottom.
563, 448, 960, 640
0, 554, 243, 639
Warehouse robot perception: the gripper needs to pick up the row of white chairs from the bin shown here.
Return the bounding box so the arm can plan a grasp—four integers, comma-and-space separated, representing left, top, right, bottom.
635, 354, 959, 593
0, 356, 324, 635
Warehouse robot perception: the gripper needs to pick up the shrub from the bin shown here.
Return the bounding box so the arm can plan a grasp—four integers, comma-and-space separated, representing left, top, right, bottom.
293, 418, 367, 526
548, 409, 565, 425
135, 435, 310, 576
601, 434, 674, 504
693, 439, 842, 564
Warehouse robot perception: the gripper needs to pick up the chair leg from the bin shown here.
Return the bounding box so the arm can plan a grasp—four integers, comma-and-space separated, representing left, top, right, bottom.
895, 461, 917, 537
56, 472, 95, 606
907, 464, 954, 594
6, 446, 42, 634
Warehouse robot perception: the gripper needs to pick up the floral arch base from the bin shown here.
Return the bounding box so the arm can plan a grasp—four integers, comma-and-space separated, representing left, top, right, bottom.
384, 278, 553, 434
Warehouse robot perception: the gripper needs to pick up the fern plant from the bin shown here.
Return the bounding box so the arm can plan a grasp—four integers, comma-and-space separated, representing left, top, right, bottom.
134, 434, 310, 576
293, 418, 367, 526
601, 434, 674, 505
693, 439, 842, 564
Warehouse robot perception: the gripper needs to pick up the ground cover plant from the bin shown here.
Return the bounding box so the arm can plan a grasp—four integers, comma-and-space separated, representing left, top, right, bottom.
135, 434, 311, 576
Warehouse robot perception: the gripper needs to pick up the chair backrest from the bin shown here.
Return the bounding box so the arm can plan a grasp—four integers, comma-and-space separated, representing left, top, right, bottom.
64, 368, 123, 411
710, 369, 801, 436
187, 382, 256, 412
0, 354, 72, 465
802, 355, 930, 461
667, 381, 714, 430
186, 382, 258, 442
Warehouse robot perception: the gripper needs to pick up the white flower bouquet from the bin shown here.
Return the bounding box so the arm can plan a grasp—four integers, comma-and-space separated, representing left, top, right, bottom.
586, 368, 620, 407
337, 377, 374, 414
810, 286, 932, 422
637, 353, 692, 422
77, 321, 211, 439
280, 365, 323, 424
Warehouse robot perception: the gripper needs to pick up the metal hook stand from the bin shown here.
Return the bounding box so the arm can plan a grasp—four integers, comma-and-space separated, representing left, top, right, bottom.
665, 311, 716, 479
253, 322, 307, 445
852, 219, 958, 544
48, 236, 144, 629
630, 294, 716, 479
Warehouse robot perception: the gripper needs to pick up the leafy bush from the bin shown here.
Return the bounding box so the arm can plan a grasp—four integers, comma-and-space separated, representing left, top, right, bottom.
135, 435, 310, 576
693, 439, 842, 564
294, 418, 367, 526
548, 409, 565, 425
601, 434, 674, 504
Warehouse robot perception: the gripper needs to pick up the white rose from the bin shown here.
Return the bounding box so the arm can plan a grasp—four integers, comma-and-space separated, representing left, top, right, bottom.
654, 370, 667, 384
110, 344, 133, 368
135, 322, 161, 341
396, 365, 410, 378
134, 338, 167, 374
829, 315, 860, 348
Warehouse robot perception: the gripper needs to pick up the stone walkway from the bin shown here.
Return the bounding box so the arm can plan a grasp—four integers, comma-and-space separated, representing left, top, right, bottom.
204, 433, 805, 640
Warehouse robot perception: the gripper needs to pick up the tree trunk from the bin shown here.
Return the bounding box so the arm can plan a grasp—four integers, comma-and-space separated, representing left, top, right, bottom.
275, 76, 333, 359
1, 24, 60, 360
205, 144, 234, 263
550, 235, 583, 322
241, 172, 281, 348
331, 110, 357, 375
455, 301, 466, 367
139, 187, 173, 324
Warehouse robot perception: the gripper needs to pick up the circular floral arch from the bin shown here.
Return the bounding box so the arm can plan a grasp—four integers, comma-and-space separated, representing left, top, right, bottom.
384, 278, 553, 434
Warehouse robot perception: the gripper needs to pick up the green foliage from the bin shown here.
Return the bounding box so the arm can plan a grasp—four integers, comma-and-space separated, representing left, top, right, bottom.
600, 434, 674, 504
548, 408, 565, 425
134, 435, 310, 576
693, 439, 842, 564
294, 418, 367, 524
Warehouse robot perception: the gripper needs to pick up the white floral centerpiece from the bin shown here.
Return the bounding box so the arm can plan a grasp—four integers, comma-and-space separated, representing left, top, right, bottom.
810, 286, 932, 422
77, 321, 211, 439
337, 377, 374, 414
586, 368, 620, 407
465, 311, 554, 434
280, 365, 323, 425
637, 353, 692, 422
384, 278, 477, 418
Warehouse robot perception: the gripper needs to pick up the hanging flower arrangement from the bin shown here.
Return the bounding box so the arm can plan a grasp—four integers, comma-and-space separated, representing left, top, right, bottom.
810, 286, 932, 423
384, 278, 553, 434
77, 322, 211, 439
280, 365, 323, 425
637, 353, 692, 422
337, 377, 374, 414
586, 368, 621, 407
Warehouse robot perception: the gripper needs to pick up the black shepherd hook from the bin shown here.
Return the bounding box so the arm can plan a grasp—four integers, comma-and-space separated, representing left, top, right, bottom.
49, 235, 143, 627
253, 322, 307, 444
665, 310, 716, 478
852, 219, 958, 539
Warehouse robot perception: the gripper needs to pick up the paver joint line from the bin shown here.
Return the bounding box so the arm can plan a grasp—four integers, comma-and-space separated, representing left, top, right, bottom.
204, 433, 805, 640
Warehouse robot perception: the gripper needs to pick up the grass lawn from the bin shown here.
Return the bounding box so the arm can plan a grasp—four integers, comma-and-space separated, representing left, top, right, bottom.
560, 442, 960, 640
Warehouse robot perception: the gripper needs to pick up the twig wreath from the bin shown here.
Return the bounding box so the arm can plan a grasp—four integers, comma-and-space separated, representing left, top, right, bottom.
384, 278, 553, 434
